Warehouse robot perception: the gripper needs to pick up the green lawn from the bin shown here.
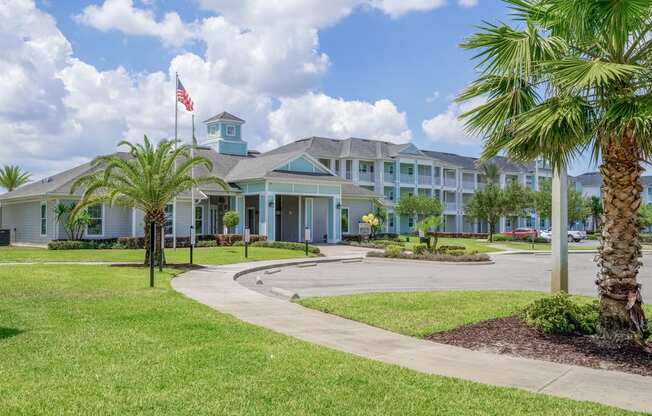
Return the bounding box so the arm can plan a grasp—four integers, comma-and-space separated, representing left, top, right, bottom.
299, 291, 652, 339
0, 265, 641, 415
0, 245, 311, 264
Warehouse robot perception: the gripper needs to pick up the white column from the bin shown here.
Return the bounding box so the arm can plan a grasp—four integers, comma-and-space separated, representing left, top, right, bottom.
352, 159, 360, 183
551, 167, 569, 293
131, 207, 137, 237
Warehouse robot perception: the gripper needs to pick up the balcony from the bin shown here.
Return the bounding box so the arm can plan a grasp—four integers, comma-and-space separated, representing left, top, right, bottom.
445, 202, 457, 212
400, 175, 415, 185
433, 176, 441, 186
358, 171, 373, 182
418, 175, 432, 186
462, 181, 475, 191
383, 172, 395, 182
443, 177, 457, 188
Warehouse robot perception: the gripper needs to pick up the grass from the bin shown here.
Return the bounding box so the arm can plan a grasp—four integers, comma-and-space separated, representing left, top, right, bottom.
0, 245, 312, 264
400, 236, 501, 253
299, 291, 547, 337
0, 265, 642, 415
299, 291, 652, 339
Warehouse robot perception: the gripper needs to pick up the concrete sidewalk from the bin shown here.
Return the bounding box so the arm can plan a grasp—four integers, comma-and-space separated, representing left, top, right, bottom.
172, 257, 652, 414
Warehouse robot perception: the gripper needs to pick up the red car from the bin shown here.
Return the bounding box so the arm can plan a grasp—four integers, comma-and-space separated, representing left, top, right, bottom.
502, 228, 538, 240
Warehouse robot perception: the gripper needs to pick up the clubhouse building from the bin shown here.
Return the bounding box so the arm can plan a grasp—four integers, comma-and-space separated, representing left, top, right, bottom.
2, 111, 651, 245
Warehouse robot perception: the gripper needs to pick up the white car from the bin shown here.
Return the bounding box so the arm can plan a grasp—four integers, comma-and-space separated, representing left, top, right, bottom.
540, 229, 586, 242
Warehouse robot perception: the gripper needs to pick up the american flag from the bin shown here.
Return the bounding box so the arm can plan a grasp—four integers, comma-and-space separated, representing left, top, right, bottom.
176, 78, 194, 112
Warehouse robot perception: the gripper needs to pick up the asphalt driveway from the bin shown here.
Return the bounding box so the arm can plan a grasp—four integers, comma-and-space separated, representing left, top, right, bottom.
237, 252, 652, 302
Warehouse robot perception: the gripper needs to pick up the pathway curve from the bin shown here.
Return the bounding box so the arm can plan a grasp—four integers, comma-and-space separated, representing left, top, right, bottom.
172, 256, 652, 414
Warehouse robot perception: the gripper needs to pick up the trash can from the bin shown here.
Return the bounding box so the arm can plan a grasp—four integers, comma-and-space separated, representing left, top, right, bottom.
0, 229, 10, 246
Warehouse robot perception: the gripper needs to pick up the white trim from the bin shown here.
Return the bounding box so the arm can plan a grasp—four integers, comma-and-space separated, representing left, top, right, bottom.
85, 203, 105, 237
226, 125, 237, 137
195, 205, 205, 236
40, 201, 47, 237
341, 206, 350, 234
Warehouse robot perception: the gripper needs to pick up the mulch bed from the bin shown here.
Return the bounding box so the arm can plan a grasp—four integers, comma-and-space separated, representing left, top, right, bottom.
427, 316, 652, 377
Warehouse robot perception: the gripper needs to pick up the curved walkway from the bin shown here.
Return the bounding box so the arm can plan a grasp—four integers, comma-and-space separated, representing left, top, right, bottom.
172, 256, 652, 414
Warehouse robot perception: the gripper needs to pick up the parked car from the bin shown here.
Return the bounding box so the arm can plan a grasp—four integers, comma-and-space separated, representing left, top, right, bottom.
539, 229, 586, 242
502, 228, 538, 240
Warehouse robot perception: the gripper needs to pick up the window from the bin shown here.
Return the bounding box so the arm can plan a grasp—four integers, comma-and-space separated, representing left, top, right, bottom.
226, 125, 236, 136
341, 207, 349, 234
86, 204, 104, 236
334, 160, 341, 174
386, 190, 394, 201
40, 203, 47, 236
408, 217, 414, 228
195, 206, 204, 235
208, 125, 217, 135
164, 204, 174, 235
318, 158, 331, 169
388, 214, 394, 228
407, 166, 414, 176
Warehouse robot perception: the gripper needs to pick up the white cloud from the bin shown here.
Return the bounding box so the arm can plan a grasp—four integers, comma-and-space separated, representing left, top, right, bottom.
75, 0, 197, 47
421, 97, 484, 145
0, 0, 446, 180
266, 92, 411, 149
373, 0, 447, 18
458, 0, 479, 8
425, 91, 440, 103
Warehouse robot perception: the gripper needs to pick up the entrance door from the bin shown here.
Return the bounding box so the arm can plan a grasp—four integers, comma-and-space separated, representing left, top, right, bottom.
275, 195, 300, 242
210, 208, 219, 234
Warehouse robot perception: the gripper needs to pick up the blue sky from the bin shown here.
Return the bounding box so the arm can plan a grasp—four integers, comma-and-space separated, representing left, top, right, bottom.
4, 0, 596, 177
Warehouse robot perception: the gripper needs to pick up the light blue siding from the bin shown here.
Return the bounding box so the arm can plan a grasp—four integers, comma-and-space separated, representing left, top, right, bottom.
293, 184, 319, 194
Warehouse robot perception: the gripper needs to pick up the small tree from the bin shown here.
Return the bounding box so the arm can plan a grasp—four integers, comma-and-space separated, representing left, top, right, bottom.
502, 181, 532, 237
568, 190, 591, 229
54, 202, 91, 240
361, 213, 380, 239
223, 211, 240, 233
465, 183, 503, 242
396, 194, 443, 247
640, 204, 652, 230
416, 215, 443, 251
533, 179, 591, 229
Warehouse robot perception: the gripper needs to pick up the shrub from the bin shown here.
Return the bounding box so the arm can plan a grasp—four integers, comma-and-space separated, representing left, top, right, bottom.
196, 240, 217, 248
384, 245, 404, 258
641, 234, 652, 244
412, 243, 428, 256
223, 211, 240, 230
117, 237, 144, 249
48, 240, 98, 250
522, 293, 599, 335
491, 234, 514, 242
367, 250, 490, 262
438, 245, 466, 253
250, 240, 320, 254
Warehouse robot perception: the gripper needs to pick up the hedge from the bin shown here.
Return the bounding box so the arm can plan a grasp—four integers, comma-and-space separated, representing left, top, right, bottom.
250, 240, 320, 254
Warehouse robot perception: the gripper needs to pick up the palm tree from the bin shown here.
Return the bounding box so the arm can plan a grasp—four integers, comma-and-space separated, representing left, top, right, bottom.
480, 162, 501, 185
72, 136, 227, 265
458, 0, 651, 342
0, 165, 30, 192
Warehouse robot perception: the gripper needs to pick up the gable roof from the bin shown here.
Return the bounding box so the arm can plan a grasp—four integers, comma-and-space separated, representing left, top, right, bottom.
203, 111, 245, 124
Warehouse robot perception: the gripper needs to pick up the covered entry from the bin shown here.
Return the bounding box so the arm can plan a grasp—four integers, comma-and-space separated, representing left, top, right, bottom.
274, 195, 332, 243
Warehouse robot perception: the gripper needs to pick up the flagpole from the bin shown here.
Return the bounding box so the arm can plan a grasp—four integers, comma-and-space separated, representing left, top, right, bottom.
191, 114, 196, 250
173, 72, 178, 250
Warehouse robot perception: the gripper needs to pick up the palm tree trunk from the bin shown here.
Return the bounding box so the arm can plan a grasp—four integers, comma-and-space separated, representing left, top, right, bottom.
144, 209, 166, 267
596, 132, 649, 342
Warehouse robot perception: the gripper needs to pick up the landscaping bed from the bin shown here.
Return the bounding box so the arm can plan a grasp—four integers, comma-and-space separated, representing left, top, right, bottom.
367, 250, 491, 263
427, 316, 652, 377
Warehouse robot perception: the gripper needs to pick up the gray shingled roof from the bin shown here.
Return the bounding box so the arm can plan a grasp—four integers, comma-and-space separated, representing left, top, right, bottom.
574, 171, 652, 187
203, 111, 245, 124
341, 183, 383, 198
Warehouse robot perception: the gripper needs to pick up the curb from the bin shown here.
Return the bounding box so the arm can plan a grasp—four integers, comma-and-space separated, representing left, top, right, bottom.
232, 256, 363, 280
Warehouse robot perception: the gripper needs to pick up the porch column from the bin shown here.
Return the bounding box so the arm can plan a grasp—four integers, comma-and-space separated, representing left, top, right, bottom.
235, 195, 245, 234
551, 167, 569, 293
267, 193, 276, 241
259, 193, 268, 238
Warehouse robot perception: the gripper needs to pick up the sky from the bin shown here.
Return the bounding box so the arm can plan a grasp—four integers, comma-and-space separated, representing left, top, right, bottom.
0, 0, 597, 182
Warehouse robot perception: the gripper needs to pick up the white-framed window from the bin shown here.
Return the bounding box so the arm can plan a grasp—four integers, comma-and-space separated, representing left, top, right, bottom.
408, 216, 414, 228
195, 206, 204, 235
226, 125, 236, 136
341, 207, 349, 234
388, 214, 395, 228
40, 202, 47, 236
386, 190, 394, 201
164, 204, 174, 236
208, 125, 217, 135
407, 166, 414, 176
86, 204, 104, 236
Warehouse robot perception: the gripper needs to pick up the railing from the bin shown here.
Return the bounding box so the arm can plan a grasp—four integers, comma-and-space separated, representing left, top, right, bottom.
358, 172, 373, 182
462, 181, 475, 190
445, 202, 457, 211
400, 174, 415, 185
444, 177, 457, 187
418, 175, 432, 185
383, 172, 395, 182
